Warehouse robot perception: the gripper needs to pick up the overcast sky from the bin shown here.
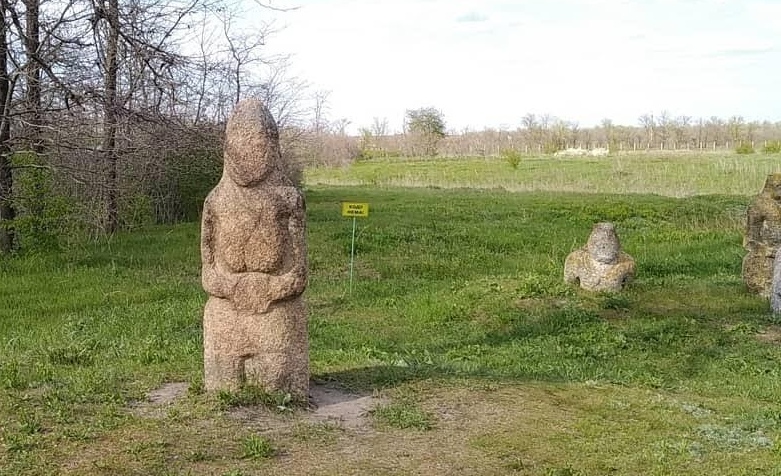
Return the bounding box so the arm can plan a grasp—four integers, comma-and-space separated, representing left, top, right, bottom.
262, 0, 781, 133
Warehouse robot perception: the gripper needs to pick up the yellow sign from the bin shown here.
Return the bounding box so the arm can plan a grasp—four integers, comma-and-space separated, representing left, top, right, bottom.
341, 202, 369, 217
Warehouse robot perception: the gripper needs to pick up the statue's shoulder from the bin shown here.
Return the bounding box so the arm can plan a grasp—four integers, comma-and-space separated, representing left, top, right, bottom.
274, 185, 304, 209
204, 181, 230, 207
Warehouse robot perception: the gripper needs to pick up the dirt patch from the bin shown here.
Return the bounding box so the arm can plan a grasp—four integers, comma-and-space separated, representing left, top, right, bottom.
225, 382, 385, 432
308, 382, 384, 429
756, 325, 781, 345
148, 382, 189, 404
129, 381, 189, 417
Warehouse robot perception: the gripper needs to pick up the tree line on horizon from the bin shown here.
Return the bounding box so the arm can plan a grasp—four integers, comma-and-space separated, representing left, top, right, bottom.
354, 109, 781, 159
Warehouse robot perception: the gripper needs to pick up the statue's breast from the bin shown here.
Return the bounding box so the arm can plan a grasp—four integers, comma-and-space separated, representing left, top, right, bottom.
216, 197, 289, 274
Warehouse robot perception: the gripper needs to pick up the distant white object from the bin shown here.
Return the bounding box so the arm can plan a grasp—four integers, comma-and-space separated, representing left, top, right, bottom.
553, 147, 587, 157
553, 147, 609, 157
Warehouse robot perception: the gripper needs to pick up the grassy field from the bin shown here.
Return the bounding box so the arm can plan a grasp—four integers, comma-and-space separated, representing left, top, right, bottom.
3, 153, 781, 475
306, 152, 781, 197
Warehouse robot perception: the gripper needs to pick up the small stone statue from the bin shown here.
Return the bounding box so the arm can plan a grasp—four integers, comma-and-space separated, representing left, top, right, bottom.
743, 174, 781, 297
201, 99, 308, 398
564, 222, 635, 292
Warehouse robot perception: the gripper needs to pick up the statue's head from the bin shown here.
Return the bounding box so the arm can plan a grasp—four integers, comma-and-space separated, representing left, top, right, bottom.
586, 222, 621, 264
763, 173, 781, 201
223, 99, 281, 187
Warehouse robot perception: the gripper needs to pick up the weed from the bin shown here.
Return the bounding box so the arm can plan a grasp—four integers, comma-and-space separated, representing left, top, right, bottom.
371, 401, 434, 430
736, 143, 755, 154
47, 345, 94, 366
18, 412, 43, 435
3, 432, 39, 453
500, 149, 523, 169
0, 361, 27, 390
187, 375, 205, 396
240, 434, 275, 460
217, 386, 297, 412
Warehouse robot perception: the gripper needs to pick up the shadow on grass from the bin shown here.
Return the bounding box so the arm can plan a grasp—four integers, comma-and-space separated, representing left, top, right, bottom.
314, 294, 781, 395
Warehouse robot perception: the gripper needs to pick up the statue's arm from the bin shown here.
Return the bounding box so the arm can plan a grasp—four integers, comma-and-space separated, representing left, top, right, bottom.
201, 197, 240, 299
745, 203, 765, 246
285, 191, 308, 296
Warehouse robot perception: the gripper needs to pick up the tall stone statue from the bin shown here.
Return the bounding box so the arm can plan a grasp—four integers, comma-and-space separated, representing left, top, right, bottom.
201, 99, 308, 399
743, 173, 781, 297
564, 222, 635, 292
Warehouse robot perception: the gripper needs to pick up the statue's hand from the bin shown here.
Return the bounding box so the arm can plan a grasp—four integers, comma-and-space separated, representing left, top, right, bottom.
286, 267, 307, 296
233, 273, 273, 313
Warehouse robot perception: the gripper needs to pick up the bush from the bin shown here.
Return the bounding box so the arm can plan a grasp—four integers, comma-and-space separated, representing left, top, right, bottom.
736, 143, 755, 154
11, 153, 77, 252
500, 149, 522, 169
763, 141, 781, 154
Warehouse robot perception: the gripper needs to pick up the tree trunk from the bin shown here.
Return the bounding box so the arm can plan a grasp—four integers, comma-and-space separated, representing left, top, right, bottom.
0, 3, 14, 253
0, 149, 12, 253
101, 0, 119, 234
24, 0, 41, 153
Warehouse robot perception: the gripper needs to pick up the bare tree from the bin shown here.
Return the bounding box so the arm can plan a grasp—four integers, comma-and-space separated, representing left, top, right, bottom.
727, 116, 745, 143
0, 2, 13, 252
371, 116, 388, 137
638, 113, 655, 146
311, 89, 330, 135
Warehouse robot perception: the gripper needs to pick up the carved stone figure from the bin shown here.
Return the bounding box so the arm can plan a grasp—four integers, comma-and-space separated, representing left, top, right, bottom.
201, 99, 308, 398
743, 174, 781, 297
564, 222, 635, 292
770, 249, 781, 313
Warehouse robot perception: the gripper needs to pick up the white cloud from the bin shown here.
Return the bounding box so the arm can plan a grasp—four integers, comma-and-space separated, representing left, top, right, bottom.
258, 0, 781, 132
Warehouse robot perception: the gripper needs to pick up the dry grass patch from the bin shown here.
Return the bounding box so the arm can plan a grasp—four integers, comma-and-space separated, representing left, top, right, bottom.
7, 379, 781, 475
755, 325, 781, 345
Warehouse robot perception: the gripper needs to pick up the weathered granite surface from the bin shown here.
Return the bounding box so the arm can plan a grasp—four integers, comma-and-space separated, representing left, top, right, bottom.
201, 99, 308, 398
770, 248, 781, 313
743, 174, 781, 297
564, 222, 635, 292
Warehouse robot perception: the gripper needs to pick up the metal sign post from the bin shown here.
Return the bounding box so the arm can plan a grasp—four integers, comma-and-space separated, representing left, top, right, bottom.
341, 202, 369, 293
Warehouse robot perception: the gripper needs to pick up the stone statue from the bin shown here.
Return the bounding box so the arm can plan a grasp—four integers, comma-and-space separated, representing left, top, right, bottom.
564, 222, 635, 292
201, 99, 308, 399
743, 174, 781, 297
771, 249, 781, 313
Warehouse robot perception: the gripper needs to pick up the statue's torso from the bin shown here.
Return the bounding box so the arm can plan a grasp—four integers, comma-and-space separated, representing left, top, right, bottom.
213, 186, 292, 274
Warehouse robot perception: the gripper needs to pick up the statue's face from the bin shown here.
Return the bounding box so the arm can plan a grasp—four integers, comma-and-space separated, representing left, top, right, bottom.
587, 222, 620, 264
223, 99, 280, 187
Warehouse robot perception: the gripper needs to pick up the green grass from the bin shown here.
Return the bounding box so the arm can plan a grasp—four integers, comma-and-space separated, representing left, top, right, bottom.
240, 434, 275, 460
306, 152, 781, 196
371, 401, 435, 430
2, 162, 781, 473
